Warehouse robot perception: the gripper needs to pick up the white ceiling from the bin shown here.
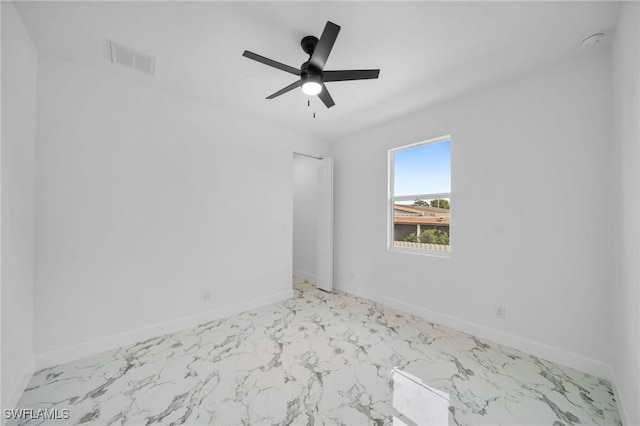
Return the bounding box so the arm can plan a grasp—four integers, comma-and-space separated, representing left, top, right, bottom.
14, 1, 620, 142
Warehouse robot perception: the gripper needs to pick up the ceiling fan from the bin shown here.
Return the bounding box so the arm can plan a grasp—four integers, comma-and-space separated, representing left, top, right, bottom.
242, 21, 380, 108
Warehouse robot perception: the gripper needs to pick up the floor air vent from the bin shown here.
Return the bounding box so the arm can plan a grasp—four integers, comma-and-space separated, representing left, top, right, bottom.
109, 42, 155, 75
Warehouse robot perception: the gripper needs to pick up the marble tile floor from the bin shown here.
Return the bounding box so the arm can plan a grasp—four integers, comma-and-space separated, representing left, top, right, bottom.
10, 277, 621, 425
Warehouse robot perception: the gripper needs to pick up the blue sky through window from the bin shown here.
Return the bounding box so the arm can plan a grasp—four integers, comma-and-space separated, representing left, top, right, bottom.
394, 140, 451, 196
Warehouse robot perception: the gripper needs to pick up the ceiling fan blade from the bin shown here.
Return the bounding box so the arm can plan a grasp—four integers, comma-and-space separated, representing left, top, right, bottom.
242, 50, 300, 76
309, 21, 340, 70
323, 69, 380, 82
317, 84, 335, 108
266, 80, 301, 99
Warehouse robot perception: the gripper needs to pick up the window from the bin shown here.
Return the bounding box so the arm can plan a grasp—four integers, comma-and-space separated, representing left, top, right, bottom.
388, 136, 451, 255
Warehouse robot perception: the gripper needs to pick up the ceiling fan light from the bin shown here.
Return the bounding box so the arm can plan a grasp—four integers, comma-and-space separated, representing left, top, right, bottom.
302, 81, 322, 96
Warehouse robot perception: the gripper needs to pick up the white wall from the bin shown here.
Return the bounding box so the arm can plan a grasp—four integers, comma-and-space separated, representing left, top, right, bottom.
611, 2, 640, 425
331, 48, 613, 379
293, 155, 320, 280
1, 1, 37, 410
33, 55, 325, 365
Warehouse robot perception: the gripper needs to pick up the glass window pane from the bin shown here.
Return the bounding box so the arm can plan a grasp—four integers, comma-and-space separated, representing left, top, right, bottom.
392, 197, 450, 252
393, 140, 451, 196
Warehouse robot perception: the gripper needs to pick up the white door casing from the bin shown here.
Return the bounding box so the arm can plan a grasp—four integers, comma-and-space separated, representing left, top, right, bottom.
316, 157, 333, 292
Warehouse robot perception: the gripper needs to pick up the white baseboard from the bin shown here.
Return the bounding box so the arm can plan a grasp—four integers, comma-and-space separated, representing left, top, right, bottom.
293, 269, 316, 281
3, 358, 34, 412
610, 367, 632, 426
364, 290, 612, 380
333, 280, 368, 299
332, 283, 613, 381
34, 290, 293, 371
367, 290, 612, 380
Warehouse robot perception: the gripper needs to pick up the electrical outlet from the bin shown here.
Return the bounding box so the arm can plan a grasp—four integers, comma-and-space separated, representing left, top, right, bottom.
495, 305, 506, 319
203, 291, 211, 302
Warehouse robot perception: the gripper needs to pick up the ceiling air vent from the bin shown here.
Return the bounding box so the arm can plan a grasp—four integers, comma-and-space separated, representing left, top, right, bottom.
109, 42, 155, 75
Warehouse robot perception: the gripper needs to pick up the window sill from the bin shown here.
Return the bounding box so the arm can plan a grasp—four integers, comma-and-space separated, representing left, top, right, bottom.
388, 246, 451, 258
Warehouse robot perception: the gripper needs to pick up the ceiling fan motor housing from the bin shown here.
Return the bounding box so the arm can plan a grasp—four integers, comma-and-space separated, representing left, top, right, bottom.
301, 61, 321, 76
301, 71, 322, 86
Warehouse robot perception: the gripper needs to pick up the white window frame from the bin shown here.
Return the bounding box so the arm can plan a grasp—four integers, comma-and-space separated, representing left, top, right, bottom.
388, 135, 451, 257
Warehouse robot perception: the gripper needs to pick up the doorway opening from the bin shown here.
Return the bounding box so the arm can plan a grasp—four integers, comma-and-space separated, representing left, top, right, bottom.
292, 153, 333, 292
